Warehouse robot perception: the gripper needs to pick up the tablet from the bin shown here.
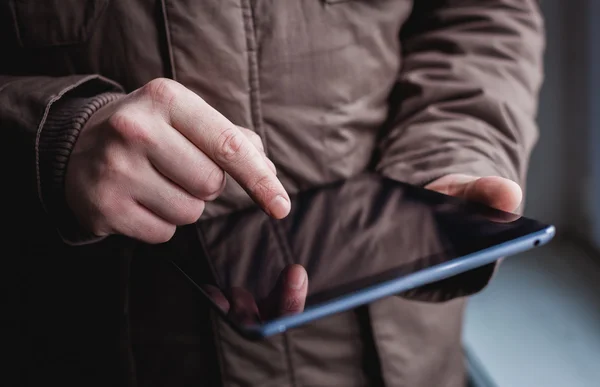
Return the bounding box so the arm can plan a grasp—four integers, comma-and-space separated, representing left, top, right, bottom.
170, 173, 555, 339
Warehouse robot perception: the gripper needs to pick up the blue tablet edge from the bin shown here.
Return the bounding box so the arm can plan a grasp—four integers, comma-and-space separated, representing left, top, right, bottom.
239, 225, 556, 339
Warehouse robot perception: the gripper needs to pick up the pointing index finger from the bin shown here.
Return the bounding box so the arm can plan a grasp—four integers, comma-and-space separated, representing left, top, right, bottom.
162, 81, 290, 218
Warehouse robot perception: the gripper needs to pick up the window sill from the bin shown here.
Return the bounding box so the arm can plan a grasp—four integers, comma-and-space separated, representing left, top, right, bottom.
463, 235, 600, 387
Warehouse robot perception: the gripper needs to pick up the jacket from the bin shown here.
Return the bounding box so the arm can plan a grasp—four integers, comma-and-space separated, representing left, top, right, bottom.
0, 0, 544, 386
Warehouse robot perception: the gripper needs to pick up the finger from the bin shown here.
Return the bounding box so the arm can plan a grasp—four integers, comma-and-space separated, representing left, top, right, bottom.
144, 119, 226, 201
190, 120, 287, 217
261, 264, 308, 319
133, 163, 206, 225
237, 126, 264, 153
143, 79, 290, 218
202, 284, 231, 313
238, 126, 276, 175
468, 176, 522, 213
279, 264, 308, 315
228, 287, 261, 324
109, 200, 176, 244
469, 176, 523, 222
426, 174, 522, 213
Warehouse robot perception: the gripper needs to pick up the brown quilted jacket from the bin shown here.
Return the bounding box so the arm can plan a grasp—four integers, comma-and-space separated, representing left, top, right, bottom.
0, 0, 544, 386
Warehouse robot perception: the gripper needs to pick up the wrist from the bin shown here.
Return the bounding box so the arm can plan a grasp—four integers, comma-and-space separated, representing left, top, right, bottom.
38, 92, 124, 245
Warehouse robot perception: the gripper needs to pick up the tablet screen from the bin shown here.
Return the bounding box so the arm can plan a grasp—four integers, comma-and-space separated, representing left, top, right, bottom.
170, 173, 549, 328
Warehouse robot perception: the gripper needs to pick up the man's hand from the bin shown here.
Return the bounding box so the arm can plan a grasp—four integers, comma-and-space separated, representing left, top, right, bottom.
202, 264, 308, 324
425, 174, 522, 213
65, 78, 290, 244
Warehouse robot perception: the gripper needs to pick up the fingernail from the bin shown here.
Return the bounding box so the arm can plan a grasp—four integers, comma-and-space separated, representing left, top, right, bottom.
266, 158, 277, 175
288, 270, 306, 290
269, 195, 290, 219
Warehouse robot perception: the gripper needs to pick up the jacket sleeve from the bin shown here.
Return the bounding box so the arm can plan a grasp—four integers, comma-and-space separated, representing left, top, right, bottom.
375, 0, 544, 301
1, 75, 125, 244
375, 0, 545, 190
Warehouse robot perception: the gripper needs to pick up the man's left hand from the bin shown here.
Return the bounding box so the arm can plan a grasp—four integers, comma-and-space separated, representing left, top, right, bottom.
425, 174, 522, 213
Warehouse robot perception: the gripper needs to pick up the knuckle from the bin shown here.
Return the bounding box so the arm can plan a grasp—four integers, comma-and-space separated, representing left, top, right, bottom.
177, 200, 205, 225
90, 188, 122, 234
146, 225, 176, 244
141, 78, 178, 109
246, 130, 262, 145
107, 110, 133, 134
214, 127, 249, 164
86, 212, 110, 237
108, 110, 154, 147
89, 225, 109, 238
200, 167, 226, 200
94, 185, 120, 219
100, 152, 130, 181
239, 128, 264, 152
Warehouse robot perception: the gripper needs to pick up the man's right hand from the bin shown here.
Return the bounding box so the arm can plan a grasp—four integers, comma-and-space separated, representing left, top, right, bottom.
65, 78, 290, 244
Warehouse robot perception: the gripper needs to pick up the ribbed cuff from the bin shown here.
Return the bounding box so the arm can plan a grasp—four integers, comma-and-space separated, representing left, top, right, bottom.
38, 92, 123, 245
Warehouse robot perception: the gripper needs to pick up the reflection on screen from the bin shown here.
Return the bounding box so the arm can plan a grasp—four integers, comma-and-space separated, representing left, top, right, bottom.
170, 173, 547, 327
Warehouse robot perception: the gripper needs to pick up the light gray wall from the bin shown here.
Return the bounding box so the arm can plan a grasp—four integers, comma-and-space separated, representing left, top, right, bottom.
524, 0, 594, 248
524, 0, 566, 225
589, 2, 600, 250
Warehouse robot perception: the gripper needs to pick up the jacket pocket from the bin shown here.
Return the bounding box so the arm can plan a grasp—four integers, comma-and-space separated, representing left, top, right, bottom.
8, 0, 109, 47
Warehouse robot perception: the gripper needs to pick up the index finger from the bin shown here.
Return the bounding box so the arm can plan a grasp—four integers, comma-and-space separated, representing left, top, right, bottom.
150, 79, 290, 219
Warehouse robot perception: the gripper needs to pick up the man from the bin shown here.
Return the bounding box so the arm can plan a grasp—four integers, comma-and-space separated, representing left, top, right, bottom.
1, 0, 543, 386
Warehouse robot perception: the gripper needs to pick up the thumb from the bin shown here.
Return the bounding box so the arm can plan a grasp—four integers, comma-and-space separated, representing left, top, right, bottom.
426, 174, 522, 213
259, 264, 308, 319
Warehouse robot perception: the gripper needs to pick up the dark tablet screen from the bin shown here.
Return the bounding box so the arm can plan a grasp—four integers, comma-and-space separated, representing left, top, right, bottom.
170, 173, 550, 329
